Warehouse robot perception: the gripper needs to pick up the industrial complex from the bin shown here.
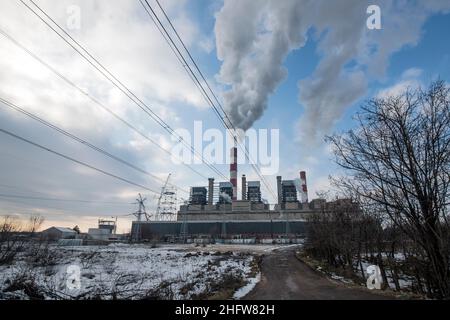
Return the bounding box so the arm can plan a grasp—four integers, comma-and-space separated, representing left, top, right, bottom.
131, 147, 346, 242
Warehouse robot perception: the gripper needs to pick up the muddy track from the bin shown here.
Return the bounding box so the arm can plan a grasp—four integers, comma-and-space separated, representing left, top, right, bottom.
244, 247, 392, 300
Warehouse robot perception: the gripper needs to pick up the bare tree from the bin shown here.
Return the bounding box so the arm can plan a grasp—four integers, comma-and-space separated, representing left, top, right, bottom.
71, 225, 80, 236
0, 215, 45, 265
0, 216, 23, 264
326, 80, 450, 298
28, 215, 44, 236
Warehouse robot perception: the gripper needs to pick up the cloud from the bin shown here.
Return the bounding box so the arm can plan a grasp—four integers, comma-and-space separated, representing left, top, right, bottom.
199, 36, 215, 54
0, 0, 209, 229
215, 0, 450, 146
0, 0, 209, 126
298, 70, 367, 145
401, 68, 423, 79
376, 68, 423, 99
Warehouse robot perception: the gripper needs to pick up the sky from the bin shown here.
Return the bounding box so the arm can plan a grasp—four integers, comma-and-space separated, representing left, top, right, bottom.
0, 0, 449, 232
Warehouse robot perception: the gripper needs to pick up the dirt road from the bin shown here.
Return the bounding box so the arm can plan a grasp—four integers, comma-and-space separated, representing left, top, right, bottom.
244, 246, 391, 300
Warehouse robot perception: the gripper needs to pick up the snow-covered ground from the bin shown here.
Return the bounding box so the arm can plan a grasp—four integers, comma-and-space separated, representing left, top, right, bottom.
0, 243, 267, 300
313, 253, 415, 291
232, 272, 261, 299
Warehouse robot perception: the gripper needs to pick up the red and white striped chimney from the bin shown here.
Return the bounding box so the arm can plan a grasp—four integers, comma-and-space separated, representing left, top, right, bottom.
230, 146, 237, 201
300, 171, 308, 203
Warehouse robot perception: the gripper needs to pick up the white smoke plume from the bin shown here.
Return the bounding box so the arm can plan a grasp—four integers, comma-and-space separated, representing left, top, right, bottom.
220, 192, 232, 203
215, 0, 450, 145
215, 0, 311, 131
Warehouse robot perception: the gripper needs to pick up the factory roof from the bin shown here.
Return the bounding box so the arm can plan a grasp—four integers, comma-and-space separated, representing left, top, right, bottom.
282, 180, 296, 186
247, 181, 261, 187
43, 227, 77, 234
219, 182, 233, 187
191, 186, 207, 191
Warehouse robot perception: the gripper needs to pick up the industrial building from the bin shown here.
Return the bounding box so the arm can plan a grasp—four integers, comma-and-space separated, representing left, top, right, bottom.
246, 180, 261, 203
132, 146, 338, 242
88, 219, 118, 241
132, 171, 321, 241
41, 227, 77, 240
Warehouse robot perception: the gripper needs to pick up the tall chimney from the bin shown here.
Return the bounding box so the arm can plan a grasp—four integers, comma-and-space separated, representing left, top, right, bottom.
277, 176, 282, 205
208, 178, 214, 205
300, 171, 308, 203
241, 174, 247, 200
230, 147, 237, 200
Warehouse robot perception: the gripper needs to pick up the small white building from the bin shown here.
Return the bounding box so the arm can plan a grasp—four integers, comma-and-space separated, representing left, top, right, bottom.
41, 227, 77, 240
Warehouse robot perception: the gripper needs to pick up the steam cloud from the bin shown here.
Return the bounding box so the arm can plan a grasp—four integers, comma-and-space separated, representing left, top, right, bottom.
215, 0, 450, 145
220, 192, 232, 203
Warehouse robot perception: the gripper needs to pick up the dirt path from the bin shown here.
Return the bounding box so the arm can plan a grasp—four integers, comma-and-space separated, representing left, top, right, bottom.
244, 246, 392, 300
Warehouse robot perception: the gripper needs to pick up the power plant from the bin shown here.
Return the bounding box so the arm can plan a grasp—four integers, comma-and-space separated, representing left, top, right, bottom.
132, 147, 341, 242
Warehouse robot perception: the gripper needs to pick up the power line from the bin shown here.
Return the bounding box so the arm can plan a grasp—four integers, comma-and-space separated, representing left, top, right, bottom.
139, 0, 231, 131
142, 0, 278, 199
0, 182, 135, 205
15, 0, 275, 200
144, 0, 276, 199
154, 0, 235, 131
0, 198, 138, 220
0, 26, 209, 183
0, 95, 189, 194
0, 128, 160, 194
19, 0, 228, 181
0, 193, 132, 206
19, 0, 219, 178
137, 1, 216, 118
0, 198, 105, 216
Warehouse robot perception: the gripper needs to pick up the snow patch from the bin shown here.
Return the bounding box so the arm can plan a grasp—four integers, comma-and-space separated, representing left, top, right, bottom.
0, 244, 260, 300
233, 272, 261, 299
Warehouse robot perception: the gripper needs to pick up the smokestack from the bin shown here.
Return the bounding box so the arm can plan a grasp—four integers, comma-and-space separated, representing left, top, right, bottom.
300, 171, 308, 203
230, 147, 237, 200
208, 178, 214, 205
277, 176, 282, 205
241, 174, 247, 200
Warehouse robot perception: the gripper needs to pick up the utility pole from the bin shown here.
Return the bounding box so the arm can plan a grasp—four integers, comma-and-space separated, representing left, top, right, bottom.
110, 216, 118, 234
180, 199, 188, 244
156, 174, 177, 221
132, 193, 148, 241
